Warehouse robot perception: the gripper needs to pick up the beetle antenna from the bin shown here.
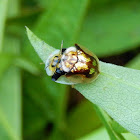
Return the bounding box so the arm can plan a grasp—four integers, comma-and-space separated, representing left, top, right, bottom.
44, 65, 49, 70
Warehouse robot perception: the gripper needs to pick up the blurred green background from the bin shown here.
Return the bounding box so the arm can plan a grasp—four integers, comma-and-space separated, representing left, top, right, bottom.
0, 0, 140, 140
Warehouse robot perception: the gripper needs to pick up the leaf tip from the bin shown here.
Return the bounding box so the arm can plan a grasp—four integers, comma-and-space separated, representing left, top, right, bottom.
25, 26, 28, 32
25, 26, 30, 37
25, 27, 35, 45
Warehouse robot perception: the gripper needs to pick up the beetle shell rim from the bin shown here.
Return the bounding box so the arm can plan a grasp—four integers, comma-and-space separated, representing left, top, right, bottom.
45, 49, 60, 76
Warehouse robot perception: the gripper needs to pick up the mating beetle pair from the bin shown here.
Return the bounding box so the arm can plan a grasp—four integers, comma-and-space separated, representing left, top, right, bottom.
45, 42, 100, 84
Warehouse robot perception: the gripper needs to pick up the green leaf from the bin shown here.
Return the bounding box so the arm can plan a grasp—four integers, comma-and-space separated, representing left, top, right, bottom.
77, 1, 140, 57
0, 37, 22, 140
26, 27, 140, 139
75, 63, 140, 139
94, 105, 125, 140
0, 0, 8, 51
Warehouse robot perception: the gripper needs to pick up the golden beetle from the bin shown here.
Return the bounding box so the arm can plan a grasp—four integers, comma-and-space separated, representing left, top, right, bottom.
45, 42, 100, 84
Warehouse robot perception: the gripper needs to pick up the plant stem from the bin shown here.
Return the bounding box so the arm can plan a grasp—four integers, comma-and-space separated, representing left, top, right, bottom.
94, 105, 125, 140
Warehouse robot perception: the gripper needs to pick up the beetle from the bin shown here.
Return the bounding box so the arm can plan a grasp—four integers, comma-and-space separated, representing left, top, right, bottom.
45, 41, 100, 84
